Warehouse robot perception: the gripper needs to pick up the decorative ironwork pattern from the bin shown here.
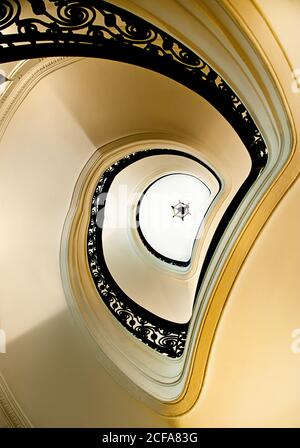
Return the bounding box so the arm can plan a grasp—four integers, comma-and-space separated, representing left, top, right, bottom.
87, 150, 203, 358
0, 0, 267, 168
0, 0, 268, 356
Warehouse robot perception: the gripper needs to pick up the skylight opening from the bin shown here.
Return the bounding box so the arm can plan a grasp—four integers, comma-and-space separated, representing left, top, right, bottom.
137, 173, 212, 265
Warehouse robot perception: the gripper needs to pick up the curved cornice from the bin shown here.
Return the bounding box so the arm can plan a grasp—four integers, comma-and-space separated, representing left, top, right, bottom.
0, 56, 80, 428
95, 0, 296, 416
0, 57, 81, 143
0, 373, 32, 428
0, 0, 297, 420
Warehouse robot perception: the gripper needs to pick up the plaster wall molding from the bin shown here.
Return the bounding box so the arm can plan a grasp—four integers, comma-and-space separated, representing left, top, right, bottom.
0, 56, 81, 144
0, 372, 33, 428
0, 56, 81, 428
0, 0, 296, 418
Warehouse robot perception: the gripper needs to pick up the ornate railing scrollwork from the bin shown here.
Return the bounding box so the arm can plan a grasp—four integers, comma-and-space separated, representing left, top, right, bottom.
0, 0, 268, 357
87, 150, 200, 358
0, 1, 266, 166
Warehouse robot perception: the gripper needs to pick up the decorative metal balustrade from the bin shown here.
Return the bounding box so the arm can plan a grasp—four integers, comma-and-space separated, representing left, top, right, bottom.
0, 0, 268, 357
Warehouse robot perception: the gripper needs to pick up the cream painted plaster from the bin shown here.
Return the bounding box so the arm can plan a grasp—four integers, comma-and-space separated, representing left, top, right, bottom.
179, 175, 300, 427
0, 0, 299, 427
0, 57, 248, 426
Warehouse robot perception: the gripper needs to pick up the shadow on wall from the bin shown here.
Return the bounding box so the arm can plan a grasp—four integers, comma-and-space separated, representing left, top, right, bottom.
51, 58, 244, 159
0, 309, 176, 428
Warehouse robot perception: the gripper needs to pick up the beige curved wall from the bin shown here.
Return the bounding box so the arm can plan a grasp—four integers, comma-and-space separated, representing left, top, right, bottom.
0, 0, 299, 428
179, 175, 300, 427
0, 56, 248, 427
256, 0, 300, 69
